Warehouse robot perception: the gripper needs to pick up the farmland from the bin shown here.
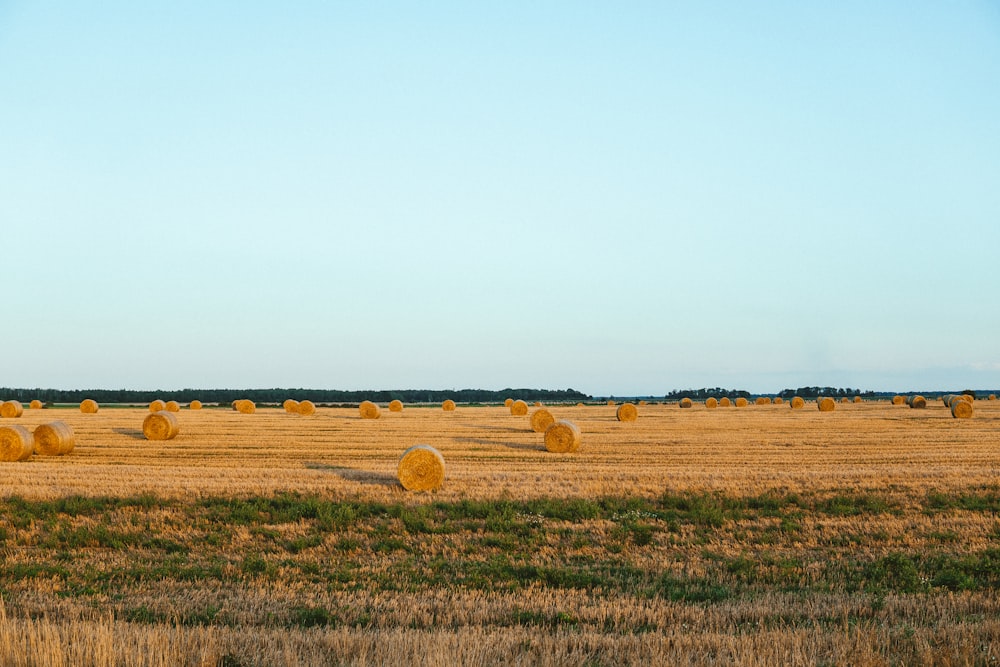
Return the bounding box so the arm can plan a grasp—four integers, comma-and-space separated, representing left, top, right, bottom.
1, 401, 999, 665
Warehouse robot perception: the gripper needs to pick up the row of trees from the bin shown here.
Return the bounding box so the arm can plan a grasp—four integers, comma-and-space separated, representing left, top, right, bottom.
0, 387, 591, 405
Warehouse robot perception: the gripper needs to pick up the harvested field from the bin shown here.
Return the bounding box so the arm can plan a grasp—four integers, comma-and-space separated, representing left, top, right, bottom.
0, 401, 999, 665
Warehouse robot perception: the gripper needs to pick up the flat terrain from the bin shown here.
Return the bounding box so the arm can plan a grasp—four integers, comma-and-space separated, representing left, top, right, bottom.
1, 400, 998, 665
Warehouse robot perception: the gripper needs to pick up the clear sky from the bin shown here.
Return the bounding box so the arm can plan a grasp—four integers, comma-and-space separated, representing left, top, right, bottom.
2, 2, 998, 396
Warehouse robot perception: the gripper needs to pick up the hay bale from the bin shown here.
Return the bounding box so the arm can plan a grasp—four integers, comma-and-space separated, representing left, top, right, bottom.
359, 400, 380, 419
149, 400, 166, 413
989, 394, 996, 401
283, 399, 299, 413
397, 444, 445, 491
735, 397, 749, 408
853, 396, 862, 404
510, 400, 528, 416
29, 400, 43, 410
773, 397, 784, 405
892, 395, 906, 405
544, 420, 581, 453
389, 400, 404, 412
817, 396, 836, 412
530, 408, 555, 433
705, 397, 718, 409
679, 398, 693, 409
719, 397, 732, 407
0, 425, 33, 462
164, 401, 180, 413
143, 411, 179, 441
840, 397, 850, 404
534, 401, 542, 407
576, 402, 585, 407
941, 394, 956, 406
606, 400, 616, 406
951, 400, 973, 419
1, 401, 24, 419
80, 399, 98, 414
33, 421, 75, 456
235, 399, 256, 414
297, 400, 316, 416
638, 400, 648, 406
754, 397, 768, 406
231, 400, 239, 410
442, 399, 457, 412
616, 403, 638, 422
790, 396, 805, 409
907, 395, 927, 409
959, 394, 974, 404
189, 400, 202, 410
504, 398, 513, 408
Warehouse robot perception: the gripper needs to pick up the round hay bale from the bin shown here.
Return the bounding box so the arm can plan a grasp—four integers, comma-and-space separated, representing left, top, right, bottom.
359, 401, 380, 419
951, 400, 973, 419
941, 394, 956, 406
389, 399, 404, 412
606, 400, 616, 406
679, 398, 693, 409
231, 400, 239, 410
705, 397, 718, 409
1, 401, 24, 419
143, 411, 179, 441
235, 400, 256, 414
148, 400, 166, 413
616, 403, 638, 422
442, 399, 457, 412
164, 401, 180, 413
790, 396, 805, 409
0, 425, 33, 462
892, 395, 906, 405
959, 394, 974, 404
719, 397, 732, 407
504, 398, 513, 408
397, 444, 445, 492
80, 399, 98, 414
33, 421, 75, 456
754, 397, 768, 406
638, 400, 647, 406
907, 395, 927, 409
773, 397, 784, 405
840, 397, 850, 404
817, 397, 836, 412
735, 397, 749, 408
189, 400, 202, 410
989, 394, 996, 401
853, 396, 862, 404
530, 408, 555, 433
297, 400, 316, 416
534, 401, 542, 407
283, 399, 299, 413
29, 400, 43, 410
510, 400, 528, 416
576, 402, 585, 407
544, 420, 581, 453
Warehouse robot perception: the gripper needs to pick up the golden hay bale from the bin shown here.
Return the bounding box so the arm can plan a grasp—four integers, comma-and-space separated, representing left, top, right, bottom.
705, 397, 718, 409
907, 395, 926, 409
544, 420, 581, 453
359, 400, 380, 419
283, 399, 299, 413
164, 401, 180, 413
790, 396, 805, 409
754, 397, 768, 406
735, 397, 749, 408
941, 394, 956, 406
606, 400, 616, 406
616, 403, 638, 422
389, 399, 404, 412
989, 394, 996, 401
442, 399, 457, 412
143, 411, 179, 441
33, 421, 75, 456
853, 396, 862, 403
29, 400, 43, 410
719, 397, 732, 407
638, 400, 648, 406
235, 399, 256, 414
773, 397, 784, 405
189, 400, 202, 410
80, 399, 98, 414
840, 397, 850, 404
510, 400, 528, 416
817, 397, 836, 412
504, 398, 513, 408
576, 402, 585, 407
231, 400, 239, 410
892, 395, 906, 405
1, 401, 24, 419
397, 444, 445, 491
530, 408, 555, 433
0, 425, 33, 462
679, 398, 693, 409
534, 401, 542, 407
297, 400, 316, 416
951, 400, 973, 419
149, 400, 166, 413
959, 394, 974, 404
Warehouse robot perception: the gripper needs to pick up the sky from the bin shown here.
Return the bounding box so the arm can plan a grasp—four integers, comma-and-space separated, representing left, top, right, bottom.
1, 2, 998, 396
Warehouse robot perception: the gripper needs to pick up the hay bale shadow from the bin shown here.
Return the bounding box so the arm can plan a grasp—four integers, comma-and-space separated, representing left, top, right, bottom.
305, 463, 398, 487
112, 428, 145, 440
460, 437, 543, 452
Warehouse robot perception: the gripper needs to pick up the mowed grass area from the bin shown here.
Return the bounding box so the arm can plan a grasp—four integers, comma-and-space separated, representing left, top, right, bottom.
1, 402, 999, 665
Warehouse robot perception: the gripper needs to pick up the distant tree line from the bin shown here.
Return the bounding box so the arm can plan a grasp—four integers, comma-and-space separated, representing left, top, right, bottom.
665, 388, 751, 400
0, 387, 591, 405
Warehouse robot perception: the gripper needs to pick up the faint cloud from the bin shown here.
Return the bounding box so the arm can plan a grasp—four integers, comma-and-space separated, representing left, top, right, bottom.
969, 362, 1000, 372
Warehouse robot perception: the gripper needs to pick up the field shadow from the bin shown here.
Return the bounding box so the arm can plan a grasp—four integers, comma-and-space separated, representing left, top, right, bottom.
112, 428, 145, 440
310, 465, 399, 487
460, 437, 543, 452
461, 424, 529, 434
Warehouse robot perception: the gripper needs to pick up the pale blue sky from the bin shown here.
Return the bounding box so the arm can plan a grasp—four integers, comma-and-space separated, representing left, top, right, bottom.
2, 2, 998, 395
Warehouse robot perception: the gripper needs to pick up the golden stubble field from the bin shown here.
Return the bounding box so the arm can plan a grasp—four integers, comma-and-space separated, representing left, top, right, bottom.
1, 399, 999, 666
